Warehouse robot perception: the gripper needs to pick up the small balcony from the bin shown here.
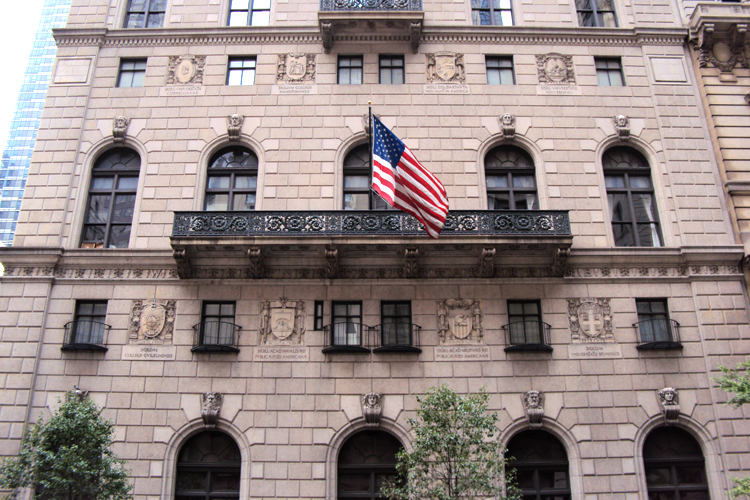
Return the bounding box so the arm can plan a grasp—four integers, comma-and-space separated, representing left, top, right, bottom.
322, 323, 372, 353
634, 319, 682, 350
192, 321, 241, 353
61, 320, 110, 352
372, 323, 422, 353
503, 321, 552, 352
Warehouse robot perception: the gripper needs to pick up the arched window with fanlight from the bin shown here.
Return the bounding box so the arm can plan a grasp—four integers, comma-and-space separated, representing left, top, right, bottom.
505, 429, 571, 500
603, 146, 663, 247
337, 430, 402, 500
343, 144, 389, 210
485, 145, 538, 210
80, 147, 141, 248
643, 427, 710, 499
175, 431, 241, 500
205, 146, 258, 211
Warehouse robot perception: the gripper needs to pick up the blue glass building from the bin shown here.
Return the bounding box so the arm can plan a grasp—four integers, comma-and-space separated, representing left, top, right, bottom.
0, 0, 72, 246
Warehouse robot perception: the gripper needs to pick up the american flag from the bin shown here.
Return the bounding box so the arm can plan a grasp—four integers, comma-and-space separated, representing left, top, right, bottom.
371, 116, 449, 238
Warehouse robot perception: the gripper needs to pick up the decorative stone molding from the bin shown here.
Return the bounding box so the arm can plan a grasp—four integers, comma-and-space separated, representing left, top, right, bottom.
325, 247, 338, 278
437, 299, 484, 345
248, 247, 263, 278
567, 298, 614, 343
404, 247, 419, 278
691, 20, 749, 74
536, 53, 576, 85
658, 387, 680, 423
227, 114, 243, 141
426, 52, 465, 83
613, 115, 630, 141
112, 116, 130, 143
201, 392, 222, 428
128, 299, 176, 345
362, 393, 383, 427
361, 112, 381, 135
745, 91, 750, 104
166, 55, 206, 85
523, 390, 544, 428
480, 247, 496, 278
410, 21, 422, 54
499, 113, 515, 141
552, 247, 570, 276
259, 298, 306, 345
320, 23, 333, 53
276, 53, 316, 84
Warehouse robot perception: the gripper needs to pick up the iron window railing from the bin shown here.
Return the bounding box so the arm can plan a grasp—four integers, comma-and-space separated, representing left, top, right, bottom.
322, 323, 372, 353
634, 319, 682, 350
372, 323, 421, 353
503, 320, 552, 352
192, 320, 241, 352
62, 320, 110, 351
320, 0, 422, 11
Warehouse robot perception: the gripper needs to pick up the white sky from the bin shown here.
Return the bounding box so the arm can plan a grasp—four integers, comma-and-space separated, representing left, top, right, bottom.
0, 0, 47, 152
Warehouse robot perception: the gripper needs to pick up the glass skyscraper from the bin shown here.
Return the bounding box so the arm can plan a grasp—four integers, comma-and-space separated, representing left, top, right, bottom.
0, 0, 72, 246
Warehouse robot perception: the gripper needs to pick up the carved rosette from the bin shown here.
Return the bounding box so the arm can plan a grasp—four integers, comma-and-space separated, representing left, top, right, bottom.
658, 388, 680, 423
426, 52, 465, 84
523, 390, 544, 428
112, 116, 130, 143
259, 299, 306, 345
499, 113, 515, 141
437, 299, 484, 345
536, 53, 576, 85
362, 393, 382, 427
129, 299, 176, 344
166, 55, 206, 85
202, 392, 223, 428
567, 298, 613, 343
613, 115, 630, 141
277, 53, 316, 84
227, 114, 244, 141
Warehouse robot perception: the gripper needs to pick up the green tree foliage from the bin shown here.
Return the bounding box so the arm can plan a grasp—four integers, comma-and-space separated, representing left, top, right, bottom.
715, 360, 750, 497
381, 385, 520, 500
0, 392, 132, 500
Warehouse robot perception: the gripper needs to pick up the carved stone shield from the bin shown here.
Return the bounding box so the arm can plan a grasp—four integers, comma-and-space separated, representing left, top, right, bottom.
436, 54, 456, 81
271, 307, 295, 340
140, 302, 167, 339
578, 301, 604, 338
286, 55, 307, 80
449, 313, 473, 339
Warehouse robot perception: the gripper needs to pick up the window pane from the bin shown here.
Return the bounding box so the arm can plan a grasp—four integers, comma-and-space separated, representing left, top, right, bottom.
117, 177, 139, 190
632, 194, 657, 222
146, 13, 164, 27
254, 0, 271, 9
339, 473, 370, 492
234, 176, 257, 189
229, 11, 249, 25
251, 11, 270, 26
205, 303, 221, 316
612, 223, 634, 246
206, 194, 229, 211
85, 195, 110, 223
500, 10, 513, 24
208, 176, 231, 189
91, 177, 114, 190
212, 472, 240, 492
608, 193, 631, 222
629, 176, 652, 189
605, 175, 625, 188
231, 0, 250, 9
108, 225, 131, 248
488, 193, 510, 210
344, 175, 369, 188
513, 175, 535, 188
112, 194, 136, 223
82, 225, 105, 243
486, 175, 508, 188
233, 194, 256, 211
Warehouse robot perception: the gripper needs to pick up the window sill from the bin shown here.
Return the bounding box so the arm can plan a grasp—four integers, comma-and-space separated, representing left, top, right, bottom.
504, 344, 553, 352
322, 346, 371, 354
636, 342, 683, 350
61, 343, 108, 352
191, 345, 240, 353
373, 346, 421, 353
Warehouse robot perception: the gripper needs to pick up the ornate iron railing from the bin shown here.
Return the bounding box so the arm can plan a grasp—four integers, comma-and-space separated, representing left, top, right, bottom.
192, 321, 241, 353
62, 320, 110, 352
172, 210, 571, 238
502, 321, 552, 352
372, 323, 421, 352
634, 319, 682, 350
320, 0, 422, 11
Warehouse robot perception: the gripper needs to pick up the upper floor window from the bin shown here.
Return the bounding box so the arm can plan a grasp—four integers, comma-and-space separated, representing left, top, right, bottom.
603, 147, 662, 247
81, 148, 141, 248
504, 300, 551, 351
379, 55, 404, 84
117, 59, 147, 88
124, 0, 166, 28
643, 427, 709, 500
506, 430, 571, 500
205, 147, 258, 211
486, 56, 515, 85
343, 145, 388, 210
485, 145, 538, 210
377, 301, 420, 351
576, 0, 617, 27
331, 301, 364, 348
193, 301, 240, 352
595, 57, 624, 86
228, 0, 271, 26
227, 57, 257, 86
635, 299, 681, 349
472, 0, 513, 25
338, 56, 363, 85
63, 301, 110, 351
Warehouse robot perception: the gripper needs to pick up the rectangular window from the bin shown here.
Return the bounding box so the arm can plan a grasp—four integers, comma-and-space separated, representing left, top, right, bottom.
381, 301, 412, 347
228, 0, 271, 26
117, 59, 147, 88
507, 300, 543, 345
486, 56, 515, 85
227, 57, 257, 86
576, 0, 617, 27
338, 56, 363, 85
70, 301, 108, 346
379, 55, 404, 84
332, 301, 363, 346
596, 58, 624, 86
199, 302, 237, 347
314, 301, 324, 330
472, 0, 513, 25
124, 0, 166, 28
636, 299, 673, 343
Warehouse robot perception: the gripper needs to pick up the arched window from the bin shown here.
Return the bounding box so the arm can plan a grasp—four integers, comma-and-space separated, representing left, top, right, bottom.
643, 427, 709, 499
205, 146, 258, 211
343, 144, 388, 210
338, 430, 402, 500
603, 147, 662, 247
485, 145, 538, 210
81, 148, 141, 248
506, 430, 570, 500
175, 431, 241, 500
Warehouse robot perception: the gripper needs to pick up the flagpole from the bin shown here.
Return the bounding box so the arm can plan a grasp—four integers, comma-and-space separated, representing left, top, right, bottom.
368, 101, 373, 208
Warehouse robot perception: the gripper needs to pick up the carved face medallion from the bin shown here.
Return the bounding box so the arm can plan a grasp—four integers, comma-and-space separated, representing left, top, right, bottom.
175, 59, 196, 84
544, 57, 568, 82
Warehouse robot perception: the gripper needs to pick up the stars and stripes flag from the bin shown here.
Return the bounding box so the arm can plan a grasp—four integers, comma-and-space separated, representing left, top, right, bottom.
371, 115, 449, 238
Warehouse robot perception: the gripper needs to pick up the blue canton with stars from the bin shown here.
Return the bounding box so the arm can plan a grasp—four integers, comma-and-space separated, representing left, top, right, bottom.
373, 116, 406, 169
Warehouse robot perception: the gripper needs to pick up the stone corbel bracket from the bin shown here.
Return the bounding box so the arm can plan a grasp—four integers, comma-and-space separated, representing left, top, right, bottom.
658, 387, 680, 423
404, 247, 419, 278
552, 247, 570, 277
248, 247, 263, 279
480, 247, 496, 278
362, 393, 383, 427
523, 390, 544, 428
410, 21, 422, 54
613, 115, 630, 141
321, 22, 333, 54
499, 113, 515, 141
112, 116, 130, 143
326, 246, 339, 278
202, 392, 223, 428
173, 249, 191, 279
227, 114, 244, 141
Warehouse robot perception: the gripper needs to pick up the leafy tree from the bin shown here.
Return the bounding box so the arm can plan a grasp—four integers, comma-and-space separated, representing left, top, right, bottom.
715, 360, 750, 498
0, 392, 132, 500
381, 385, 520, 500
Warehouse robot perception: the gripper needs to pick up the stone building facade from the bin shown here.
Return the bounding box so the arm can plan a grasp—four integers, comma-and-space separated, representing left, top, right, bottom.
1, 0, 749, 499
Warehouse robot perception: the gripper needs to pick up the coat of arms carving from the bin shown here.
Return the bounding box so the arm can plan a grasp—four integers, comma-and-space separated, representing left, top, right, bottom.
536, 53, 576, 85
426, 52, 465, 83
259, 299, 306, 345
129, 299, 176, 344
437, 299, 483, 344
166, 55, 206, 85
568, 298, 613, 343
277, 53, 316, 84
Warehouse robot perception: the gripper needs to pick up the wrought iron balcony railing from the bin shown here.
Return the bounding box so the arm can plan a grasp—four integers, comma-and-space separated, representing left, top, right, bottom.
503, 320, 552, 352
192, 321, 241, 353
320, 0, 422, 11
372, 323, 421, 353
62, 320, 110, 351
172, 210, 572, 238
322, 322, 372, 353
634, 319, 682, 350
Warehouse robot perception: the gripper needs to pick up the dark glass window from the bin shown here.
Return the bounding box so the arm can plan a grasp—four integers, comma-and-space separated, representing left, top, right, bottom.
332, 302, 363, 347
227, 57, 257, 86
381, 301, 412, 347
604, 147, 662, 247
507, 300, 542, 344
314, 301, 324, 330
124, 0, 166, 28
338, 430, 402, 500
72, 301, 108, 345
636, 299, 671, 343
576, 0, 617, 26
486, 56, 515, 85
175, 431, 241, 500
596, 58, 624, 86
485, 146, 538, 210
343, 145, 388, 210
228, 0, 271, 26
379, 56, 404, 85
338, 56, 363, 85
117, 59, 147, 88
81, 148, 141, 248
643, 427, 710, 500
472, 0, 513, 25
200, 302, 237, 347
506, 430, 571, 500
205, 146, 258, 211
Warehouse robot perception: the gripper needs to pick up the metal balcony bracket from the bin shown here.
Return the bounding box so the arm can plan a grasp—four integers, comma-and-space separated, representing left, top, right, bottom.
326, 246, 339, 279
248, 247, 263, 279
480, 247, 496, 278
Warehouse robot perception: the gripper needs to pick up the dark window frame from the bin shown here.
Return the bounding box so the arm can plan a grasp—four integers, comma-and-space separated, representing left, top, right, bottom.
205, 146, 259, 212
595, 57, 625, 86
117, 59, 147, 88
379, 55, 405, 85
331, 301, 364, 347
337, 430, 402, 500
227, 57, 257, 86
377, 301, 420, 352
343, 144, 389, 210
338, 56, 364, 85
314, 301, 324, 331
175, 431, 241, 500
485, 145, 539, 210
227, 0, 271, 26
643, 427, 710, 500
471, 0, 514, 25
576, 0, 618, 27
486, 55, 515, 85
506, 430, 571, 500
124, 0, 166, 28
635, 298, 681, 349
63, 301, 110, 351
